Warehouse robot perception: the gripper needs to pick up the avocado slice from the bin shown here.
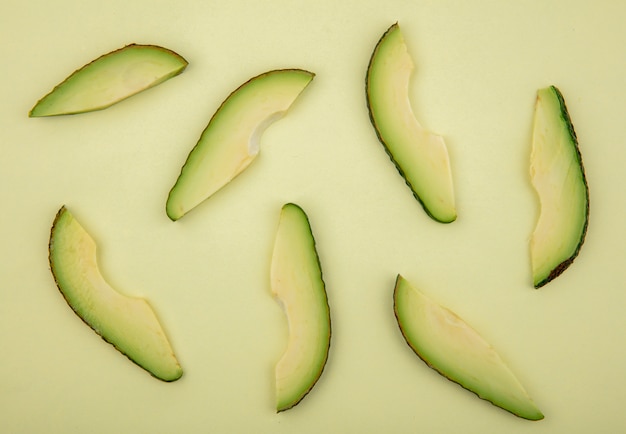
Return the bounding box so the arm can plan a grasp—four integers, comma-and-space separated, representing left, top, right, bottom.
393, 275, 543, 420
366, 23, 456, 223
48, 206, 183, 382
166, 69, 315, 221
29, 44, 188, 117
270, 203, 331, 412
530, 86, 589, 288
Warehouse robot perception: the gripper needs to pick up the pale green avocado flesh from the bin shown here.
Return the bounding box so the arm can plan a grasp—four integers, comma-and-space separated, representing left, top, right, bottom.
48, 206, 183, 382
271, 203, 331, 412
29, 44, 188, 117
530, 86, 589, 288
366, 23, 456, 223
166, 69, 315, 221
393, 275, 543, 420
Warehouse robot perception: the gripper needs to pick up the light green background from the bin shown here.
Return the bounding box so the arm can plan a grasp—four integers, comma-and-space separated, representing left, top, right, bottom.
2, 1, 625, 433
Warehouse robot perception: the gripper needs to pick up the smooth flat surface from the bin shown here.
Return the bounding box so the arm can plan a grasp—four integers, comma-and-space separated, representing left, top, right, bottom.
1, 1, 625, 433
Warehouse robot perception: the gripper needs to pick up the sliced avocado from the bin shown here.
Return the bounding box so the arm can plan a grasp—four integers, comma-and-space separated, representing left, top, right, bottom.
48, 206, 183, 381
29, 44, 188, 117
166, 69, 315, 221
366, 23, 456, 223
530, 86, 589, 288
393, 275, 543, 420
270, 203, 331, 412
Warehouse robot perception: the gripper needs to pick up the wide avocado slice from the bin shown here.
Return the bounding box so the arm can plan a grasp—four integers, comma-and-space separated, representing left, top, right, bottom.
48, 206, 183, 382
393, 275, 543, 420
270, 203, 331, 412
166, 69, 314, 221
366, 23, 456, 223
29, 44, 188, 117
530, 86, 589, 288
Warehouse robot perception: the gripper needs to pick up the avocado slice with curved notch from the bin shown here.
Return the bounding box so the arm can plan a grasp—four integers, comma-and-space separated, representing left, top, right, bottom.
270, 203, 331, 412
29, 44, 188, 117
166, 69, 315, 221
366, 23, 456, 223
48, 206, 183, 382
530, 86, 589, 288
393, 275, 543, 421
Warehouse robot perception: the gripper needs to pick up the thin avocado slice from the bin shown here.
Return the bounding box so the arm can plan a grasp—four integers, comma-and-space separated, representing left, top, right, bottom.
270, 203, 331, 412
29, 44, 188, 117
166, 69, 315, 221
530, 86, 589, 288
393, 275, 544, 421
48, 206, 183, 382
366, 23, 456, 223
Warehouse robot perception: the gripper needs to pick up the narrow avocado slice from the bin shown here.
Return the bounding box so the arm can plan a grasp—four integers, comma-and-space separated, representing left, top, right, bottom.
48, 206, 183, 382
530, 86, 589, 288
366, 23, 456, 223
270, 203, 331, 412
166, 69, 315, 221
29, 44, 188, 117
393, 275, 543, 421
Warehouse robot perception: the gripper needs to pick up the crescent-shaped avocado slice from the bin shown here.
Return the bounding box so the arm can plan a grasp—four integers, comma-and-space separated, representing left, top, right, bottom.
393, 275, 543, 420
271, 203, 331, 412
366, 23, 456, 223
29, 44, 188, 117
48, 206, 183, 382
166, 69, 315, 221
530, 86, 589, 288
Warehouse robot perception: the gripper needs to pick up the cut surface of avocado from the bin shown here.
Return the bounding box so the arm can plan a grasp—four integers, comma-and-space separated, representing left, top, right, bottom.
271, 203, 330, 412
393, 275, 543, 420
530, 86, 589, 288
48, 206, 183, 381
366, 23, 456, 223
166, 69, 314, 221
29, 44, 188, 117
